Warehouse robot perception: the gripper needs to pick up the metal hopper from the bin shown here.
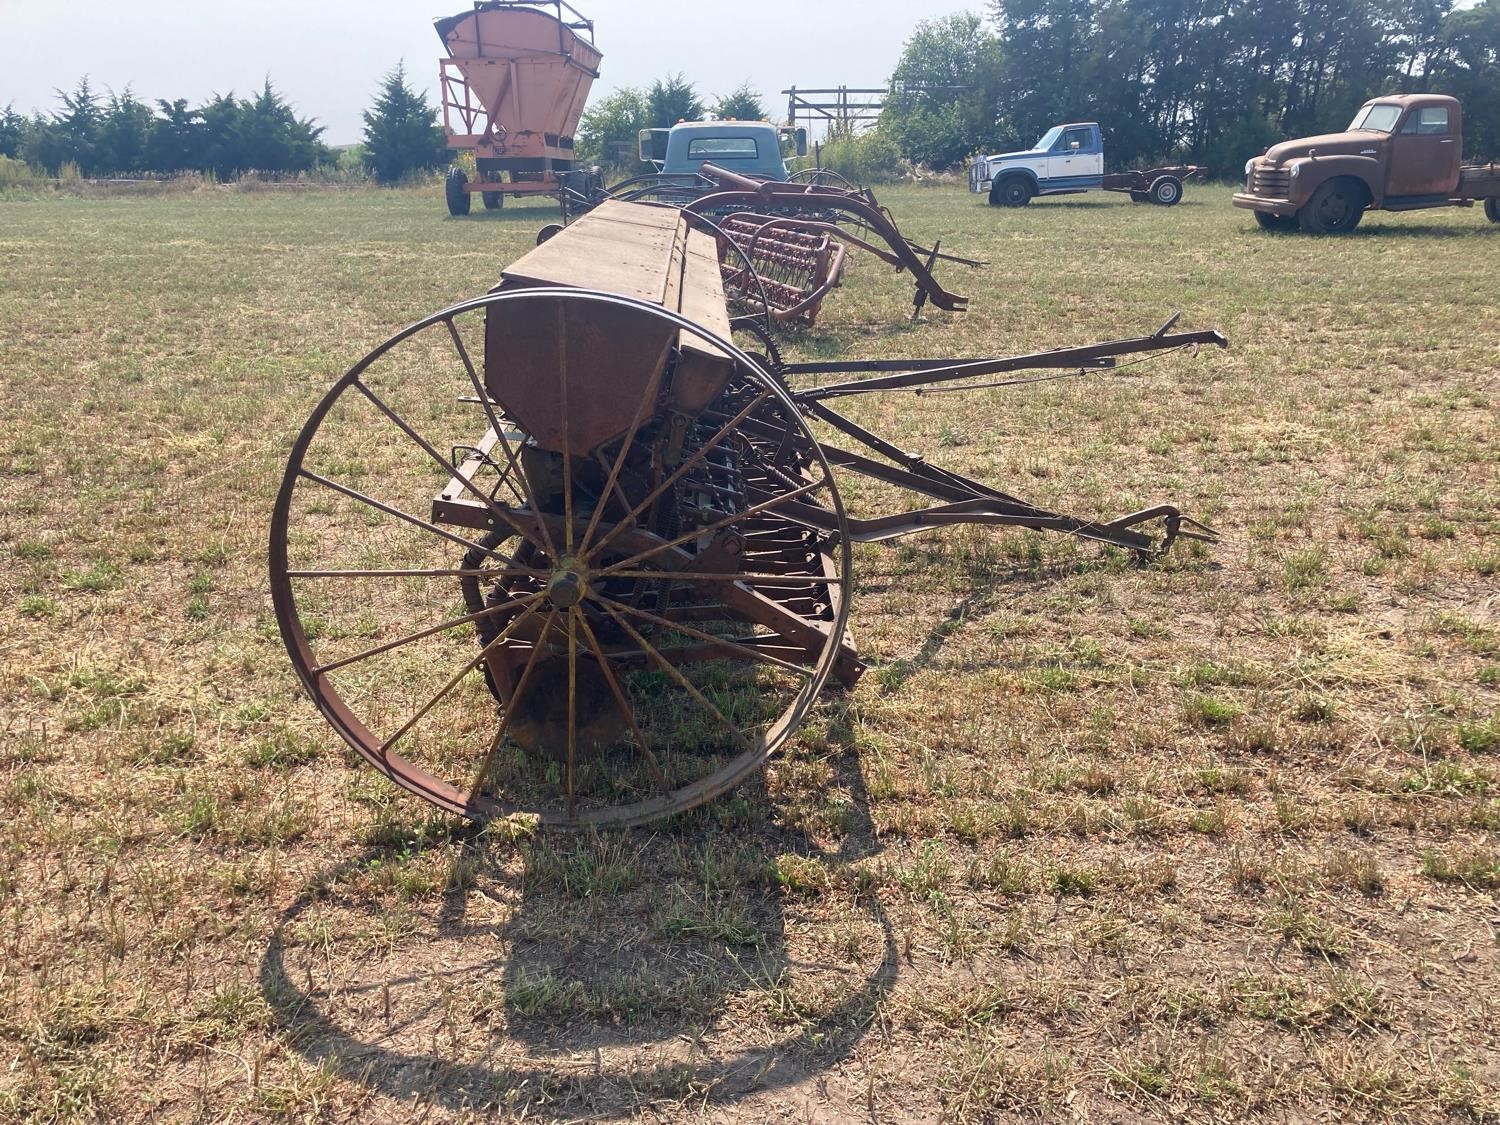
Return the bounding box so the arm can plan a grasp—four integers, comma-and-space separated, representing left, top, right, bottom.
436, 1, 602, 215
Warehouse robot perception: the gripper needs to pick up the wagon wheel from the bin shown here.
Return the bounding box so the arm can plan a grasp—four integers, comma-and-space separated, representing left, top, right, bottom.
269, 289, 852, 829
789, 167, 857, 191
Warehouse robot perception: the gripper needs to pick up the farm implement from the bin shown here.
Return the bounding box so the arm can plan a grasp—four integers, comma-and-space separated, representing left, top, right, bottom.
437, 0, 603, 215
556, 161, 980, 327
270, 200, 1226, 829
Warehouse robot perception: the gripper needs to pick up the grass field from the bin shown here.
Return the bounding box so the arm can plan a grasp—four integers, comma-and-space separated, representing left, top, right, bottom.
2, 181, 1497, 1122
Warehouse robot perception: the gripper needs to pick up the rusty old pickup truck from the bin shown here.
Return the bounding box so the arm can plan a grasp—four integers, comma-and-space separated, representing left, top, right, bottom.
1234, 93, 1500, 234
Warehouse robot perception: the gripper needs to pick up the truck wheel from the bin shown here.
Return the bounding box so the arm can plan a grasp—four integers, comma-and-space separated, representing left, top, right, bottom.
1253, 211, 1298, 232
1485, 198, 1500, 224
482, 191, 503, 210
1129, 190, 1149, 203
990, 176, 1032, 207
445, 167, 471, 217
1148, 176, 1182, 206
1297, 178, 1365, 234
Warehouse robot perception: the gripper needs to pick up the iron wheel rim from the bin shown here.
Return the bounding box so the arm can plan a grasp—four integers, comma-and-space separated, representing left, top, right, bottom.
268, 288, 852, 829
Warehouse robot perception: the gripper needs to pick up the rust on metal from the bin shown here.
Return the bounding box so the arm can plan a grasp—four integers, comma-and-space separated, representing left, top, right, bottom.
270, 200, 1226, 831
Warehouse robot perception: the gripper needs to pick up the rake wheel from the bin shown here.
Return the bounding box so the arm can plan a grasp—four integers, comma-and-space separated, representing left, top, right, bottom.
269, 289, 852, 829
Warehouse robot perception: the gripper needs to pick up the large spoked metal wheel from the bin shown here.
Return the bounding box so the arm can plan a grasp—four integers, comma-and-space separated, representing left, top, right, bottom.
269, 289, 852, 829
788, 168, 857, 191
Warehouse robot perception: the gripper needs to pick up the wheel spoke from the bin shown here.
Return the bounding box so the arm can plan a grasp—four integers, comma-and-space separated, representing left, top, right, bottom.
379, 595, 546, 754
595, 599, 756, 756
566, 604, 577, 816
469, 607, 558, 803
558, 303, 575, 555
577, 337, 672, 558
444, 317, 560, 565
311, 591, 543, 676
572, 607, 670, 793
591, 593, 816, 679
586, 389, 772, 561
604, 569, 845, 586
297, 468, 525, 566
352, 378, 518, 530
596, 473, 831, 576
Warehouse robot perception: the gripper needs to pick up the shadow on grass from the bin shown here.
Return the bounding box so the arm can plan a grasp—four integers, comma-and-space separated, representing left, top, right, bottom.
1242, 220, 1498, 240
259, 738, 893, 1115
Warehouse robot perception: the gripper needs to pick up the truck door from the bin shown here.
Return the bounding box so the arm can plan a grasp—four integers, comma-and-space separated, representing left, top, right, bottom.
1387, 106, 1459, 196
1051, 126, 1100, 183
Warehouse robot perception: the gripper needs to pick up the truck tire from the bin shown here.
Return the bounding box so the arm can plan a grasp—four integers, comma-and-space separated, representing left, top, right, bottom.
1148, 176, 1182, 206
1129, 190, 1149, 203
1253, 210, 1298, 232
989, 176, 1032, 207
1485, 198, 1500, 224
482, 191, 503, 210
1297, 178, 1365, 234
445, 167, 471, 217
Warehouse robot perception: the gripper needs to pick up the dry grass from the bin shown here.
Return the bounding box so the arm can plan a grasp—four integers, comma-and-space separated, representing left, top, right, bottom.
1, 182, 1497, 1121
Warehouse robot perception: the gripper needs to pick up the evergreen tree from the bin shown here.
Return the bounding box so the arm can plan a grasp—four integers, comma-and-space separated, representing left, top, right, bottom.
647, 74, 704, 127
712, 84, 766, 121
148, 99, 203, 173
361, 62, 445, 184
0, 104, 24, 159
45, 77, 104, 173
98, 89, 154, 174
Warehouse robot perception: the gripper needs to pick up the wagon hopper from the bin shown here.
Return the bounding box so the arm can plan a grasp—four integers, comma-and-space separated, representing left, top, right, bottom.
437, 0, 602, 215
270, 201, 1226, 829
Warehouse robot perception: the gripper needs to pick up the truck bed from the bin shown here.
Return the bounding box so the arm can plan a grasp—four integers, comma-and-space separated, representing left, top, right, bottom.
1457, 163, 1500, 199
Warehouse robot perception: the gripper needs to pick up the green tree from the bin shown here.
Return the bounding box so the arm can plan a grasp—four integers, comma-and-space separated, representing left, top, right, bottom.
238, 79, 328, 174
882, 12, 1002, 168
647, 74, 704, 127
43, 77, 104, 173
196, 92, 244, 179
361, 63, 444, 184
577, 86, 649, 168
147, 99, 203, 173
712, 84, 766, 121
1433, 0, 1500, 156
97, 88, 155, 174
0, 104, 24, 159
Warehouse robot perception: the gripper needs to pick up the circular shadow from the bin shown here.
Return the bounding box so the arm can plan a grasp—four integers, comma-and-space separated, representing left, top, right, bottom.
259, 759, 895, 1114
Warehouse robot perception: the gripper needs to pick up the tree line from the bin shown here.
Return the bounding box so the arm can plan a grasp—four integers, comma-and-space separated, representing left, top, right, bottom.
0, 66, 445, 183
8, 1, 1497, 185
881, 1, 1500, 176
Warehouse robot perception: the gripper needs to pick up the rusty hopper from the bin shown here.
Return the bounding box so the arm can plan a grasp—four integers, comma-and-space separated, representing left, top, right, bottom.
270, 201, 1225, 830
437, 0, 601, 214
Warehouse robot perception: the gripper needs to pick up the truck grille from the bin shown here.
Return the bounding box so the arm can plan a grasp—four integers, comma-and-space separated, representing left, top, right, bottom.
1249, 167, 1290, 197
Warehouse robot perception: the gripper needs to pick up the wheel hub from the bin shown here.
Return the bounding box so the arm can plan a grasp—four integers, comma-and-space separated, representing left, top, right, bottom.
546, 560, 588, 608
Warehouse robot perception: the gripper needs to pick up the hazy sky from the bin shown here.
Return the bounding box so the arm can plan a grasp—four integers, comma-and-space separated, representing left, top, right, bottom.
0, 1, 981, 145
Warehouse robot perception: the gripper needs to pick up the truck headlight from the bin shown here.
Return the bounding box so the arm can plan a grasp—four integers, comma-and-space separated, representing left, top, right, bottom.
1289, 163, 1299, 178
1243, 158, 1255, 177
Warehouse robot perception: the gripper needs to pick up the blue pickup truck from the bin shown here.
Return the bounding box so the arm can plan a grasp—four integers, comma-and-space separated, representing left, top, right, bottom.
638, 120, 807, 180
968, 123, 1200, 207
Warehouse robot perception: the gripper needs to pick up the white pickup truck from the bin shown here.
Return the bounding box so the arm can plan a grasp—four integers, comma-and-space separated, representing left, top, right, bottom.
969, 122, 1200, 207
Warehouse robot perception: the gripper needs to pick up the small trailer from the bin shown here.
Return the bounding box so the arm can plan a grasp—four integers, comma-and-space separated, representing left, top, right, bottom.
969, 122, 1202, 207
436, 0, 603, 215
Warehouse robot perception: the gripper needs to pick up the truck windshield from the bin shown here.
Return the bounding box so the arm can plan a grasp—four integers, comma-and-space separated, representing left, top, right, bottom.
1033, 126, 1063, 151
1348, 104, 1401, 133
686, 137, 759, 159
